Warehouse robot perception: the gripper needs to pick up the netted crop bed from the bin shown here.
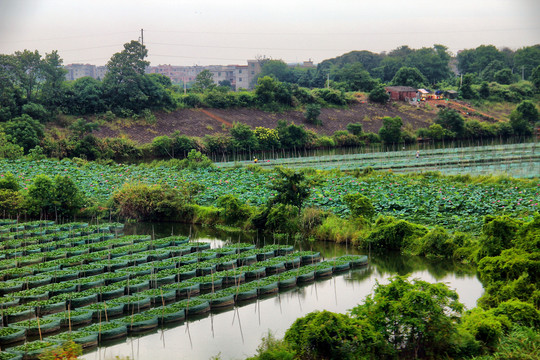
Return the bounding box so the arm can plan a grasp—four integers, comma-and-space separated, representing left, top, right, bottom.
0, 220, 366, 359
217, 142, 540, 178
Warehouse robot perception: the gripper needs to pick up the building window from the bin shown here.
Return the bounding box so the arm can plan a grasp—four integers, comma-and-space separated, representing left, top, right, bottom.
251, 71, 254, 75
218, 72, 221, 76
239, 69, 242, 74
239, 77, 242, 82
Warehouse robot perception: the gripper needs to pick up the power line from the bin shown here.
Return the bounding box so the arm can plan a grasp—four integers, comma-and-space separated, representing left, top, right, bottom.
147, 26, 540, 37
147, 42, 349, 52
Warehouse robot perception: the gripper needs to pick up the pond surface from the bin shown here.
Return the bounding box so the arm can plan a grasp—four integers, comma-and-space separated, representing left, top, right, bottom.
82, 223, 483, 360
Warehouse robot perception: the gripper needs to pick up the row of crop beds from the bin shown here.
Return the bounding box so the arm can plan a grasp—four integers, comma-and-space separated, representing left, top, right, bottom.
0, 220, 367, 360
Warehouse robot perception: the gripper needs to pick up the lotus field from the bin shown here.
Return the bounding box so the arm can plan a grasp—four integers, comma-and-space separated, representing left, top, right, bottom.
0, 220, 365, 358
0, 159, 538, 232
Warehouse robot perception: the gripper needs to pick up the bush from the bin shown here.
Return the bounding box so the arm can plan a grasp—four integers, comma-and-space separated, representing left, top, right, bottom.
410, 226, 455, 258
346, 122, 363, 136
314, 215, 363, 244
217, 194, 252, 226
311, 88, 347, 105
265, 203, 300, 234
246, 331, 295, 360
363, 215, 428, 251
304, 104, 322, 125
112, 182, 196, 221
181, 93, 203, 108
285, 310, 385, 360
368, 85, 390, 104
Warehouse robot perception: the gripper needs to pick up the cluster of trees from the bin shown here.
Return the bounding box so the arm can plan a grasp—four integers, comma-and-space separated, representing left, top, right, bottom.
0, 41, 176, 122
254, 44, 540, 96
0, 172, 85, 219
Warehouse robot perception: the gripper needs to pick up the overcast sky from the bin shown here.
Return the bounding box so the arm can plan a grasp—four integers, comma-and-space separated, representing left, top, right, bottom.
1, 0, 539, 67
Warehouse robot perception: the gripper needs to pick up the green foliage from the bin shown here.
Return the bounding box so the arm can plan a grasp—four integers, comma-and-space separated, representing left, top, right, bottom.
311, 88, 347, 106
0, 172, 19, 191
435, 108, 465, 137
53, 175, 86, 217
332, 63, 377, 91
391, 66, 428, 88
410, 226, 456, 258
230, 122, 259, 151
314, 214, 363, 244
22, 102, 49, 122
3, 114, 45, 153
350, 276, 464, 359
364, 215, 428, 251
0, 132, 24, 159
270, 167, 311, 209
459, 307, 510, 353
346, 122, 363, 136
217, 194, 252, 226
276, 120, 310, 149
516, 100, 539, 125
246, 331, 295, 360
285, 310, 385, 360
192, 69, 215, 92
304, 103, 322, 125
265, 203, 300, 234
460, 74, 478, 99
531, 65, 540, 91
27, 174, 54, 215
378, 116, 403, 144
343, 193, 375, 220
475, 325, 540, 359
254, 127, 280, 150
69, 118, 99, 139
112, 182, 197, 221
478, 215, 521, 258
492, 299, 540, 329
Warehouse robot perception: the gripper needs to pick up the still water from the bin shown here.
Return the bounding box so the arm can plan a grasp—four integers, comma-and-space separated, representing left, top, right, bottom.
82, 223, 483, 360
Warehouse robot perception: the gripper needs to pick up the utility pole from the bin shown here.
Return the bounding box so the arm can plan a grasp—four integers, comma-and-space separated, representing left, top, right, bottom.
327, 73, 330, 89
140, 28, 144, 46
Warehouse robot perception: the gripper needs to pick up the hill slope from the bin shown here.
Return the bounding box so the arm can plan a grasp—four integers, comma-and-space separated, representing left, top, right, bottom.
95, 99, 499, 144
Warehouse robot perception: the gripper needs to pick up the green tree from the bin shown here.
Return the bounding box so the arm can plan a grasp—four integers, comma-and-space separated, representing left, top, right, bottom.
350, 276, 464, 359
259, 59, 293, 83
368, 85, 390, 104
103, 40, 150, 113
493, 68, 515, 84
0, 132, 24, 159
435, 108, 465, 137
69, 118, 99, 139
40, 50, 67, 112
0, 172, 19, 191
270, 167, 311, 209
391, 66, 427, 88
378, 116, 403, 144
479, 60, 505, 82
27, 174, 54, 216
13, 49, 43, 102
515, 100, 539, 125
192, 69, 215, 92
276, 120, 309, 149
459, 73, 478, 99
66, 77, 106, 115
457, 45, 505, 75
53, 175, 85, 218
3, 114, 44, 152
285, 310, 386, 360
346, 122, 363, 136
332, 63, 377, 91
304, 104, 322, 125
230, 122, 259, 151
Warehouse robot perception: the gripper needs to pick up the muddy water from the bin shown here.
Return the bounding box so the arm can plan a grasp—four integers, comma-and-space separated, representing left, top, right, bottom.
81, 223, 483, 360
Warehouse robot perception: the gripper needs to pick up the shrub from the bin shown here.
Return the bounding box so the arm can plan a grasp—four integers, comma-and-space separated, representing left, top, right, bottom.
304, 104, 322, 125
217, 194, 252, 226
285, 310, 385, 360
363, 215, 428, 251
265, 203, 300, 234
314, 215, 362, 244
346, 122, 363, 136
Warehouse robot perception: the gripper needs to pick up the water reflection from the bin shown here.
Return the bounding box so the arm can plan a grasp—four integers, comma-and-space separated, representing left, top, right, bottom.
81, 223, 483, 360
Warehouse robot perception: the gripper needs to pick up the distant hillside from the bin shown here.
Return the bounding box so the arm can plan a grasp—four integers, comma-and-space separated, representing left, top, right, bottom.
94, 98, 505, 144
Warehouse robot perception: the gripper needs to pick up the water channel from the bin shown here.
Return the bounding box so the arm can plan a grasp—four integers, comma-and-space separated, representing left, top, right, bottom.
81, 222, 484, 360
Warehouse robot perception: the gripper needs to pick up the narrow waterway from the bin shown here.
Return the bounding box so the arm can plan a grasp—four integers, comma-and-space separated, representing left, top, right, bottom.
82, 223, 483, 360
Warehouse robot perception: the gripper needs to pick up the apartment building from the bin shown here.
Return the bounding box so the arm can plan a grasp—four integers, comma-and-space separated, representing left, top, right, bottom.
64, 60, 263, 90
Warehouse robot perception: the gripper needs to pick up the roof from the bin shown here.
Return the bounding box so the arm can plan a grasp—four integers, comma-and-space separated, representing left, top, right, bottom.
384, 86, 417, 92
418, 89, 430, 94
